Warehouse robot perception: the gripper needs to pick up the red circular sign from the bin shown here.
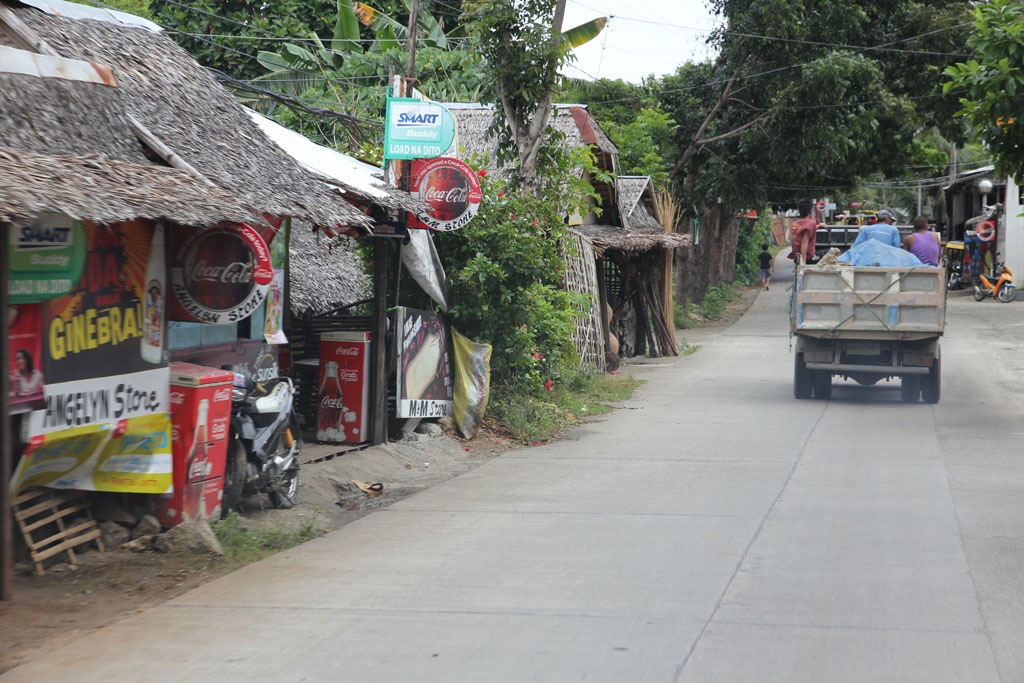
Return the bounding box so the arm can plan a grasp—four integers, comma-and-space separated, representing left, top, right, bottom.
409, 157, 482, 232
170, 223, 273, 324
977, 220, 996, 242
816, 200, 826, 210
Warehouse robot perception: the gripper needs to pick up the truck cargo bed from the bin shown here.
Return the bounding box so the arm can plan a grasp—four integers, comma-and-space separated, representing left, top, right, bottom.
792, 265, 946, 340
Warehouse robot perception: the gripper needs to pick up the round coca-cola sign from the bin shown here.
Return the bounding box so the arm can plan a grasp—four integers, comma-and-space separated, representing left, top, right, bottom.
409, 157, 482, 232
169, 223, 273, 324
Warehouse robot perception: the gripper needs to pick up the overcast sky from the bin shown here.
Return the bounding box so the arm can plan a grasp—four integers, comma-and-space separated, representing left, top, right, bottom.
561, 0, 722, 83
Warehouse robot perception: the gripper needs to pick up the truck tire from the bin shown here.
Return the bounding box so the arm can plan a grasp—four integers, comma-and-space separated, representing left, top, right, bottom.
813, 371, 831, 400
922, 358, 941, 404
794, 354, 812, 399
900, 375, 920, 403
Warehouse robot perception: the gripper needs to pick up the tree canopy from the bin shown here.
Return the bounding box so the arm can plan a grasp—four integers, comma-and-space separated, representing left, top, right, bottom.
944, 0, 1024, 179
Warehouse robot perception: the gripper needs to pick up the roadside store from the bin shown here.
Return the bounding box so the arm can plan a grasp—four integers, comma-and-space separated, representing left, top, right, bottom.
0, 0, 397, 593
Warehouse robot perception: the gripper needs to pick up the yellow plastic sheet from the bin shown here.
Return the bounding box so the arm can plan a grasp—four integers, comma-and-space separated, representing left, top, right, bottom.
451, 328, 492, 439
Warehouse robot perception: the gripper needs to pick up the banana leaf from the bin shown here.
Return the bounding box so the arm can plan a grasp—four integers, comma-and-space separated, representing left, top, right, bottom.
561, 17, 607, 49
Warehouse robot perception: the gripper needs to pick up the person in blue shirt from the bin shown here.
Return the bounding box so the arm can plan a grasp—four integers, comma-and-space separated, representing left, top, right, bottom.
852, 209, 901, 248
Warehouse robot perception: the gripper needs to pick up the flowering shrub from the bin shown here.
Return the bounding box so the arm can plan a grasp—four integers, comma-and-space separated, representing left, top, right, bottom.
431, 146, 602, 398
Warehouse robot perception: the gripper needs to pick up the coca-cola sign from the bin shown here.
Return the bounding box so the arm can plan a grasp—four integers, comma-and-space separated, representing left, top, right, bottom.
408, 157, 482, 232
169, 224, 273, 324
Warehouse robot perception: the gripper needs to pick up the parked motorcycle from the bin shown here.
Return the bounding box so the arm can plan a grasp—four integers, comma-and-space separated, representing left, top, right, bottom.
974, 261, 1016, 303
221, 370, 302, 513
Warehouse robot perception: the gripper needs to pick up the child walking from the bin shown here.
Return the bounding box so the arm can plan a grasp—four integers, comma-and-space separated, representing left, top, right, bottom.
758, 244, 774, 291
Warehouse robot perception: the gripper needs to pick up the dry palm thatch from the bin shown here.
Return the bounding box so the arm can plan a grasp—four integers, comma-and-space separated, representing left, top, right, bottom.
287, 220, 370, 317
0, 4, 373, 232
0, 147, 263, 227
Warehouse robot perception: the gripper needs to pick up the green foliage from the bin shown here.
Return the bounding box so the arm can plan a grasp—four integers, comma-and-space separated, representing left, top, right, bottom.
944, 0, 1024, 179
674, 285, 740, 329
734, 212, 776, 286
607, 108, 676, 188
213, 512, 320, 567
462, 0, 606, 189
558, 78, 656, 125
150, 0, 334, 82
435, 174, 578, 395
489, 371, 640, 444
80, 0, 153, 20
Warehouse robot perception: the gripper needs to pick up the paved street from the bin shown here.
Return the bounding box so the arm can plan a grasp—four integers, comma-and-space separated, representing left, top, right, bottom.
5, 257, 1024, 682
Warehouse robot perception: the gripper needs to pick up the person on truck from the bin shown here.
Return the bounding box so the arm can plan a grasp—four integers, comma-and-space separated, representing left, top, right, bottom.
788, 200, 824, 265
903, 215, 940, 266
852, 208, 901, 248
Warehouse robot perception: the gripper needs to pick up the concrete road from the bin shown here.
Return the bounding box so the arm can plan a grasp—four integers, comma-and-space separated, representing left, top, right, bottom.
5, 260, 1024, 682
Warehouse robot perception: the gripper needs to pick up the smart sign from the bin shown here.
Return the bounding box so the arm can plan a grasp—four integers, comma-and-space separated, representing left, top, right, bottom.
383, 97, 456, 160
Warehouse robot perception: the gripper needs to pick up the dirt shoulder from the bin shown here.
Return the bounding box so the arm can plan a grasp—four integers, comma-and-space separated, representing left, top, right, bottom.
0, 287, 760, 674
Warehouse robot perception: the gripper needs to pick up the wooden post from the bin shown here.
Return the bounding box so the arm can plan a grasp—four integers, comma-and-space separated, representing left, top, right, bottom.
1, 223, 12, 600
371, 238, 389, 445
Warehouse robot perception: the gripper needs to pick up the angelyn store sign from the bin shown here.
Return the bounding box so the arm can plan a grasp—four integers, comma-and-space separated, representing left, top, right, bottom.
384, 97, 456, 160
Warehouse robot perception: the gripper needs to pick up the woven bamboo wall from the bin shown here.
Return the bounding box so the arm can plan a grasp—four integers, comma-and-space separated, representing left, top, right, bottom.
564, 231, 606, 372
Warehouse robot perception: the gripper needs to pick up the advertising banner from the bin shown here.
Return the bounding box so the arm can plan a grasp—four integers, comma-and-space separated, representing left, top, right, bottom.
8, 219, 172, 495
8, 213, 87, 303
168, 223, 274, 324
11, 401, 173, 496
394, 308, 452, 418
383, 97, 456, 160
407, 157, 482, 232
7, 304, 45, 414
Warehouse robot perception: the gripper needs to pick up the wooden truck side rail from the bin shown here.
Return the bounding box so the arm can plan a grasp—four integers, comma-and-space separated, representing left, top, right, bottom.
791, 265, 946, 339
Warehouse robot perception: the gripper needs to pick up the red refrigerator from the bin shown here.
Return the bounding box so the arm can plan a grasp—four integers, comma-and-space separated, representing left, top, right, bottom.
157, 362, 234, 526
317, 331, 371, 444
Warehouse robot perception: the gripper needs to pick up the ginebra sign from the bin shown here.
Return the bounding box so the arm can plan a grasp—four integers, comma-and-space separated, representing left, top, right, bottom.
169, 223, 274, 324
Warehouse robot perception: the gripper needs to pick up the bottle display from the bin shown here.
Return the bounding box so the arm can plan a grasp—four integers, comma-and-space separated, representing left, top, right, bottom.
184, 398, 211, 519
317, 361, 345, 441
141, 222, 165, 364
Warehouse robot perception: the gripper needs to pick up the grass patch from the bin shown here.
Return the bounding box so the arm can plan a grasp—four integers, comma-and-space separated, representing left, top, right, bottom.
489, 371, 641, 444
675, 284, 741, 329
212, 512, 320, 568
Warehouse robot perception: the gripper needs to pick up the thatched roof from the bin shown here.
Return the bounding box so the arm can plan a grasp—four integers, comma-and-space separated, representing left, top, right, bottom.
0, 2, 373, 231
447, 104, 617, 173
288, 221, 369, 316
446, 103, 618, 218
618, 176, 662, 231
571, 224, 691, 259
245, 108, 427, 216
0, 147, 263, 226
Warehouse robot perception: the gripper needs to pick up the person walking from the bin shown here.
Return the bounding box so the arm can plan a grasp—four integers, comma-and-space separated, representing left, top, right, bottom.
903, 216, 941, 266
852, 209, 901, 248
758, 244, 774, 290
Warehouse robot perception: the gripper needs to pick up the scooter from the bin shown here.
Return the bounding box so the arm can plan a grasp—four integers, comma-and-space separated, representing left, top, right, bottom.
974, 261, 1017, 303
221, 371, 302, 513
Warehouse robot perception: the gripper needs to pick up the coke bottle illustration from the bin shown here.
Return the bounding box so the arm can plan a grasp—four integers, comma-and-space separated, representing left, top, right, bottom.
317, 361, 345, 442
185, 399, 211, 519
141, 222, 166, 364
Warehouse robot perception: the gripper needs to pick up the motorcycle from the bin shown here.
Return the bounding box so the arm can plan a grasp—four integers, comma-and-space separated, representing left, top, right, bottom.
221, 370, 302, 513
974, 261, 1017, 303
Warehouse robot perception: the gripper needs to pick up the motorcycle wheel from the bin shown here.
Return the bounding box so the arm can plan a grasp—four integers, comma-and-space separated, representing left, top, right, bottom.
974, 286, 986, 302
946, 272, 960, 290
221, 439, 247, 517
997, 284, 1017, 303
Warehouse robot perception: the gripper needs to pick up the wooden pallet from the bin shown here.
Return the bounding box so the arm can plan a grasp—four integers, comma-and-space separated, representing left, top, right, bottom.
12, 488, 105, 575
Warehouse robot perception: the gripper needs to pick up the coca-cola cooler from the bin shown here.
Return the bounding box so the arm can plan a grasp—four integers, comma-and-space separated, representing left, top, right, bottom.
157, 362, 233, 526
317, 331, 371, 444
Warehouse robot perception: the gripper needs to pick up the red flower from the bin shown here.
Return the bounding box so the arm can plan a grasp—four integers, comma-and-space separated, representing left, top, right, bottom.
497, 190, 505, 198
545, 380, 553, 391
532, 220, 539, 226
478, 169, 488, 177
532, 352, 542, 360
